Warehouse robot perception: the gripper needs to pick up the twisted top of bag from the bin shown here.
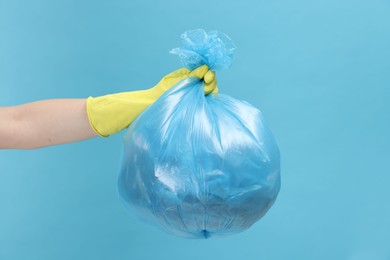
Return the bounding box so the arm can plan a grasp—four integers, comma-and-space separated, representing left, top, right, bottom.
170, 29, 236, 71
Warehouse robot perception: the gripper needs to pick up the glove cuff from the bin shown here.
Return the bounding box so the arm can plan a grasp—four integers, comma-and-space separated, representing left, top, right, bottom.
86, 96, 110, 137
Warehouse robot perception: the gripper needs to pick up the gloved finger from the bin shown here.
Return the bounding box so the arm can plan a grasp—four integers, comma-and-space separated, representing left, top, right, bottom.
211, 85, 219, 94
204, 70, 215, 84
189, 65, 209, 79
204, 79, 217, 95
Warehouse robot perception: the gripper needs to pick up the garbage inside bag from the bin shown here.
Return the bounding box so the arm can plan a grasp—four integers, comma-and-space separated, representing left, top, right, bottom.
118, 29, 281, 239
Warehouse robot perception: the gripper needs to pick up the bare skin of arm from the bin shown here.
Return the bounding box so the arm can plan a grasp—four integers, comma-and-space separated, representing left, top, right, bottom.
0, 99, 98, 149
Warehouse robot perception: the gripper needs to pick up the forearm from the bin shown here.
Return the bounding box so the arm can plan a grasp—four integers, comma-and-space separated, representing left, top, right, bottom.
0, 99, 97, 149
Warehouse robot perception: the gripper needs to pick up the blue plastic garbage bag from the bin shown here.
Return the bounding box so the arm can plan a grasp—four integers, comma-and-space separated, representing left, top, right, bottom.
118, 29, 281, 239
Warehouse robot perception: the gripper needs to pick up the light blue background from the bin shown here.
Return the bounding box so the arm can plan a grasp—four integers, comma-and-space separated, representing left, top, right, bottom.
1, 0, 390, 259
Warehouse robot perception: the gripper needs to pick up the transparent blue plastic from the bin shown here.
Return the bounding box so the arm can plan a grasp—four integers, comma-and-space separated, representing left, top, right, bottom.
118, 30, 280, 239
170, 29, 236, 70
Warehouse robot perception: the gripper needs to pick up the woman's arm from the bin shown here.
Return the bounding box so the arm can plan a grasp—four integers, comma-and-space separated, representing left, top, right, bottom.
0, 66, 216, 150
0, 99, 98, 149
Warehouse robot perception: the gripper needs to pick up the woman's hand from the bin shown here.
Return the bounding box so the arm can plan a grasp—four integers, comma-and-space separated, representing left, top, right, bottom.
86, 65, 216, 137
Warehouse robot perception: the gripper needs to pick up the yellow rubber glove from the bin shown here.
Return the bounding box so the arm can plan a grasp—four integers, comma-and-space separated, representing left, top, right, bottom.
86, 65, 217, 137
